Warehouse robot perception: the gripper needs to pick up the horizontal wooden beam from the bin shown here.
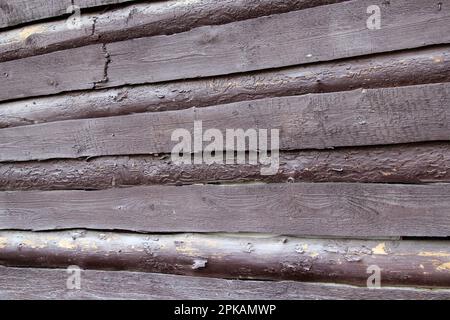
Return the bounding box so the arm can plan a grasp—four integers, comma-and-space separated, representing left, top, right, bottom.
0, 0, 135, 29
1, 266, 449, 299
0, 83, 449, 162
0, 0, 71, 29
0, 0, 345, 62
1, 183, 450, 237
0, 231, 449, 287
0, 44, 106, 102
1, 142, 450, 191
1, 0, 449, 102
101, 0, 450, 90
1, 46, 449, 129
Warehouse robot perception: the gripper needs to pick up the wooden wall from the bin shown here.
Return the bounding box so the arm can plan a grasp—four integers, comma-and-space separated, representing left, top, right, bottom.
0, 0, 450, 299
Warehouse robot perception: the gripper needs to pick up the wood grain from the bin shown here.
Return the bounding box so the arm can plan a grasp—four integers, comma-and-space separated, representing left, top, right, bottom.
1, 46, 449, 129
1, 0, 449, 101
0, 44, 106, 102
0, 0, 71, 29
1, 183, 450, 237
0, 0, 342, 61
0, 83, 449, 162
0, 0, 346, 63
1, 230, 449, 287
1, 142, 450, 191
0, 0, 135, 29
102, 0, 450, 89
1, 266, 449, 300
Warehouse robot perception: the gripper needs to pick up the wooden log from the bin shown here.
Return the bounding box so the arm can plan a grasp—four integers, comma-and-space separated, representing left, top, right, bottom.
0, 0, 346, 63
0, 0, 135, 29
1, 266, 449, 300
0, 44, 106, 102
0, 230, 449, 287
0, 83, 449, 162
1, 183, 450, 237
1, 46, 449, 129
102, 0, 450, 90
1, 142, 450, 191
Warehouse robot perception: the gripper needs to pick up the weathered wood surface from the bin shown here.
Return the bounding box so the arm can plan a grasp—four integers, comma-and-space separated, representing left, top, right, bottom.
0, 83, 449, 162
1, 266, 449, 300
0, 0, 135, 29
0, 44, 106, 102
1, 231, 449, 287
0, 0, 346, 63
1, 46, 449, 129
102, 0, 450, 89
1, 183, 450, 237
1, 0, 449, 101
1, 143, 450, 191
0, 0, 71, 29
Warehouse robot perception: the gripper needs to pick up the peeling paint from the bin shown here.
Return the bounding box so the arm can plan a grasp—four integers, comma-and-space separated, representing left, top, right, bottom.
192, 258, 207, 270
58, 239, 77, 250
174, 241, 200, 257
0, 237, 7, 249
19, 25, 46, 40
418, 251, 450, 258
78, 239, 98, 251
21, 239, 47, 249
372, 242, 388, 255
436, 262, 450, 272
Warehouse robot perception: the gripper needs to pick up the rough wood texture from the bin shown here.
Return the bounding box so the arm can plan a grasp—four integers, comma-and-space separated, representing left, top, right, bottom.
102, 0, 450, 89
0, 0, 134, 29
1, 231, 449, 287
1, 83, 449, 162
1, 183, 450, 237
0, 44, 106, 102
1, 143, 450, 191
1, 266, 449, 300
1, 0, 449, 101
1, 46, 449, 129
0, 0, 71, 29
0, 0, 345, 63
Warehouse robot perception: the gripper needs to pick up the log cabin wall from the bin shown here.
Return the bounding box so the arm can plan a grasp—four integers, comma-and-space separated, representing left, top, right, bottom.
0, 0, 450, 300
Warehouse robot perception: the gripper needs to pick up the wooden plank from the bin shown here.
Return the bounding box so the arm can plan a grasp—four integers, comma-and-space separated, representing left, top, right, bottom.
1, 46, 449, 129
0, 83, 449, 162
0, 44, 106, 102
0, 15, 95, 63
102, 0, 450, 89
1, 183, 450, 237
1, 230, 449, 287
1, 0, 449, 101
0, 0, 135, 29
0, 0, 71, 29
1, 142, 450, 191
0, 0, 346, 63
1, 266, 449, 300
